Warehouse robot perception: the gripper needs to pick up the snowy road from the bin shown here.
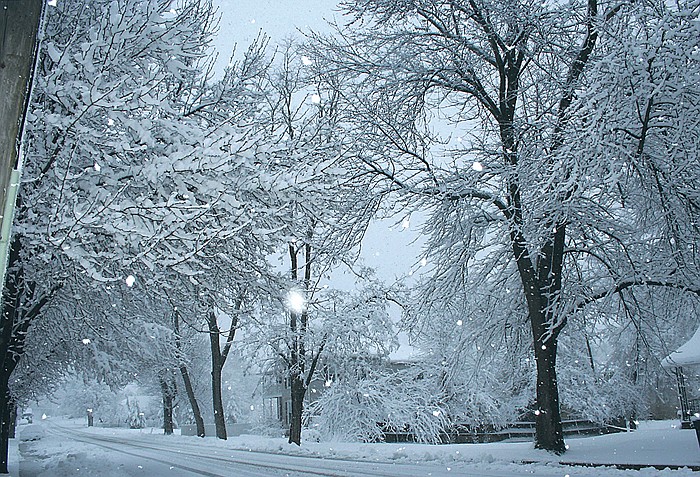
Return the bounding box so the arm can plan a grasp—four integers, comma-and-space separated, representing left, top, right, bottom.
45, 423, 312, 476
36, 423, 539, 477
19, 420, 698, 477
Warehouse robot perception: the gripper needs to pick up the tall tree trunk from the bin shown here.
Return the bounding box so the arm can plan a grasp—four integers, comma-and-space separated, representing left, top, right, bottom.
206, 299, 240, 440
0, 239, 22, 475
160, 370, 176, 435
285, 237, 327, 446
207, 308, 230, 440
288, 374, 305, 445
509, 214, 567, 453
532, 337, 565, 452
173, 308, 205, 437
211, 361, 226, 439
0, 238, 57, 472
180, 365, 205, 437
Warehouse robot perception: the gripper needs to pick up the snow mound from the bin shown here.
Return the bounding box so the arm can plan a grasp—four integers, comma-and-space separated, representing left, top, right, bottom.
38, 452, 129, 477
20, 424, 45, 442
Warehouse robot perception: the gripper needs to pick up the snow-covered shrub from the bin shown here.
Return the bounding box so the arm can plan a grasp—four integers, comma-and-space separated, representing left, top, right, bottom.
404, 296, 536, 432
312, 366, 449, 444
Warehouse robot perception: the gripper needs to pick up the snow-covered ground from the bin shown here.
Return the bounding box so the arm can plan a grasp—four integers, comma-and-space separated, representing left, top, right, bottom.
14, 418, 700, 476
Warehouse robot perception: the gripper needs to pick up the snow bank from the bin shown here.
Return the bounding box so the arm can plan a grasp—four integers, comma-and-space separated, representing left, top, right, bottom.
19, 424, 44, 442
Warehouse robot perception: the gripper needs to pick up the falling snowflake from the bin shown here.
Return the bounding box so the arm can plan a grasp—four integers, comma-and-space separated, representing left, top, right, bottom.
82, 338, 91, 345
301, 56, 313, 66
125, 275, 136, 287
311, 93, 321, 104
472, 161, 484, 172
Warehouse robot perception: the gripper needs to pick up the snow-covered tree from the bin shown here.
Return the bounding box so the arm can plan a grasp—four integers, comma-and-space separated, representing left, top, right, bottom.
5, 0, 216, 426
11, 0, 283, 446
255, 280, 396, 445
308, 0, 700, 452
249, 45, 395, 445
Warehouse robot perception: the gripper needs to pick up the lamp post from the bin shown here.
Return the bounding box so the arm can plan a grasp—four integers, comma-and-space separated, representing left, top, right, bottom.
86, 408, 93, 427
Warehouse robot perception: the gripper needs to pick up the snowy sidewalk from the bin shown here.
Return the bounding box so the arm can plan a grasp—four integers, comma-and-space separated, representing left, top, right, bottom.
222, 419, 700, 472
544, 421, 700, 470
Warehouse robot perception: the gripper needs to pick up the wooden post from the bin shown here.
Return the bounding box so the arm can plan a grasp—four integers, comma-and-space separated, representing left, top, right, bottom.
0, 0, 43, 286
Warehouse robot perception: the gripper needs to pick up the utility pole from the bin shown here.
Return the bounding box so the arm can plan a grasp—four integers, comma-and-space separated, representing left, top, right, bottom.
0, 0, 43, 293
0, 4, 42, 472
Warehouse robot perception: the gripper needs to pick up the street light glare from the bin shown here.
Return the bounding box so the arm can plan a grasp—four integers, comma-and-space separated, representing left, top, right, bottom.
287, 291, 305, 314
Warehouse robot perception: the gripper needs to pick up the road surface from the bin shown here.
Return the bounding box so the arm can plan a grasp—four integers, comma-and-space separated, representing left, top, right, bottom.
21, 422, 521, 477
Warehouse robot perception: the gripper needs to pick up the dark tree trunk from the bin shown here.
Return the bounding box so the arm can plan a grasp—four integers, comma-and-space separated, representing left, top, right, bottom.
533, 339, 565, 452
173, 307, 205, 437
288, 374, 305, 445
0, 388, 10, 475
509, 205, 567, 453
208, 310, 227, 440
160, 370, 177, 435
286, 238, 326, 446
0, 239, 23, 475
210, 360, 226, 440
206, 301, 240, 440
179, 365, 205, 437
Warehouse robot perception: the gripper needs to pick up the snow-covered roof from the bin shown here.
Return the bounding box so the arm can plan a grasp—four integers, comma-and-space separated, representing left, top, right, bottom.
662, 326, 700, 368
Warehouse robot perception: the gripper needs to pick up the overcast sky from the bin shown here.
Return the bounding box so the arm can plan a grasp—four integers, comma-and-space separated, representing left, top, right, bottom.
211, 0, 341, 73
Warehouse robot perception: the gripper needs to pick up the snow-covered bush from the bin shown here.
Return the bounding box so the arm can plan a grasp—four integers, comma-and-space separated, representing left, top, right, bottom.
312, 366, 448, 444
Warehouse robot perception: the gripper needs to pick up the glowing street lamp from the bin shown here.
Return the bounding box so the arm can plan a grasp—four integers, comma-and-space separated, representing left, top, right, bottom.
286, 290, 305, 314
